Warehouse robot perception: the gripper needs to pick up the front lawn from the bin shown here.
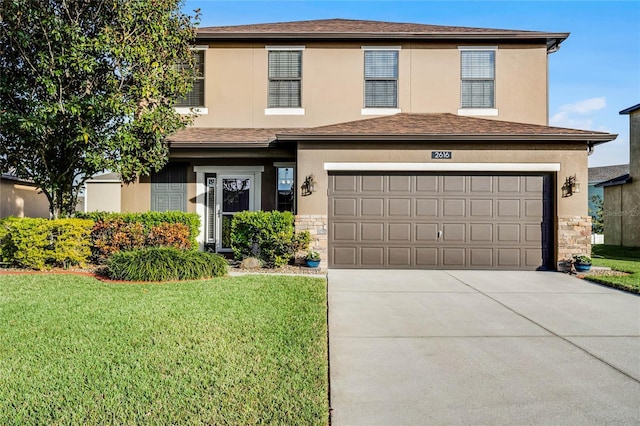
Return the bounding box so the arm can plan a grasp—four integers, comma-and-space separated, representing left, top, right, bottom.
0, 274, 328, 424
587, 245, 640, 293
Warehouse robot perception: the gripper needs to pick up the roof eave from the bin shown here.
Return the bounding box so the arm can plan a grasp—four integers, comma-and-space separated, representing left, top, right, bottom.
168, 141, 275, 149
276, 133, 617, 142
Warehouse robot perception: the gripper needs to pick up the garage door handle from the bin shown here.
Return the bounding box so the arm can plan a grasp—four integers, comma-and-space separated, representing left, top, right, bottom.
437, 230, 443, 239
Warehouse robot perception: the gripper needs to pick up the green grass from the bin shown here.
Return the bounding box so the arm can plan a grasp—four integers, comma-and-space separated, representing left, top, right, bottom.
587, 245, 640, 293
0, 274, 328, 424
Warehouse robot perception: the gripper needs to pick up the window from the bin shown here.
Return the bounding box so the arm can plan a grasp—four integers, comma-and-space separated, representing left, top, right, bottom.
268, 50, 302, 108
175, 50, 205, 108
276, 166, 295, 212
364, 50, 398, 108
461, 50, 495, 109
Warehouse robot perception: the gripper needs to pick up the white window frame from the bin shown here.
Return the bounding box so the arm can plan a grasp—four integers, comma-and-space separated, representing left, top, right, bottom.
265, 46, 305, 115
458, 46, 498, 116
362, 46, 401, 114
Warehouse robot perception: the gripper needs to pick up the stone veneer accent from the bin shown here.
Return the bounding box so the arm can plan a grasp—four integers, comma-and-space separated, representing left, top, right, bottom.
557, 215, 592, 267
295, 215, 328, 268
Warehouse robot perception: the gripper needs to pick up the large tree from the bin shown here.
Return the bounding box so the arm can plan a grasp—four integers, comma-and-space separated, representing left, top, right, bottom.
0, 0, 199, 217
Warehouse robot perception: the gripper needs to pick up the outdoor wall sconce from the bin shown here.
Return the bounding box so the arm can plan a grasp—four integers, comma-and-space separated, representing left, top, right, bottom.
301, 174, 316, 196
561, 175, 580, 198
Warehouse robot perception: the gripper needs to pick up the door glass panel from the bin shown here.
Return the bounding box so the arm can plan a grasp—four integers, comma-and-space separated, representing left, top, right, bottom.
276, 167, 295, 212
223, 178, 250, 212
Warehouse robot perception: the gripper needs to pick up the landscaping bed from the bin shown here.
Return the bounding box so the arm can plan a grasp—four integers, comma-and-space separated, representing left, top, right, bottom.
0, 274, 329, 424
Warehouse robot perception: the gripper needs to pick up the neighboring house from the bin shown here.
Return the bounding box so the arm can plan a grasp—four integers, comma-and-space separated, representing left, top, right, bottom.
588, 164, 629, 213
83, 172, 123, 213
0, 173, 50, 218
115, 18, 617, 270
596, 103, 640, 246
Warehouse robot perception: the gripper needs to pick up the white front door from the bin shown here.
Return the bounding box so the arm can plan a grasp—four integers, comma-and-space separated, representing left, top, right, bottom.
195, 166, 264, 251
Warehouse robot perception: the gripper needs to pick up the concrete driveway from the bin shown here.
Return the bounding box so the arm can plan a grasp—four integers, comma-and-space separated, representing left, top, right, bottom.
328, 270, 640, 425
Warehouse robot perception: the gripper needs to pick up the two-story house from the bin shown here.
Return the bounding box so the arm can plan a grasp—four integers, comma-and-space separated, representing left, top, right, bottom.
118, 18, 616, 270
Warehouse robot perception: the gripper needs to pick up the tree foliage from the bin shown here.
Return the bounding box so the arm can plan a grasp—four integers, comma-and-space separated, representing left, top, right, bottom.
0, 0, 200, 217
590, 194, 604, 234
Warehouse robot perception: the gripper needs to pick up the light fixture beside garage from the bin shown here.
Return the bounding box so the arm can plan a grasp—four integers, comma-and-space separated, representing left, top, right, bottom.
562, 175, 580, 198
301, 174, 316, 196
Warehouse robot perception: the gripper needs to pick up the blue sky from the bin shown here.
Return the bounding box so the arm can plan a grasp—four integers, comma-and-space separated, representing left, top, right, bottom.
183, 0, 640, 167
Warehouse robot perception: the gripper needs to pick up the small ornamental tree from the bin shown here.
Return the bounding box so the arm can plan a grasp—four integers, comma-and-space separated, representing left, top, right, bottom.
0, 0, 200, 218
589, 194, 604, 234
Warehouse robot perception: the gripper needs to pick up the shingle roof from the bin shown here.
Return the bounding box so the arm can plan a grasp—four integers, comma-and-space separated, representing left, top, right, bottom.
595, 174, 632, 188
197, 18, 568, 50
588, 164, 630, 183
168, 127, 287, 148
277, 113, 617, 142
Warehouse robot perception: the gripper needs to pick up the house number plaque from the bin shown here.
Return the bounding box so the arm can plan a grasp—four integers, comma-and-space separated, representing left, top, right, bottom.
431, 151, 452, 159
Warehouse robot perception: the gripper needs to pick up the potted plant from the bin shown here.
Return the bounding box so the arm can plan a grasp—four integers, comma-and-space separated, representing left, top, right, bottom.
305, 250, 321, 268
573, 255, 592, 272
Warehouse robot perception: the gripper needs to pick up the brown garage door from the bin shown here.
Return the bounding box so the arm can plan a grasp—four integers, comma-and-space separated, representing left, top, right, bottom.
328, 172, 552, 270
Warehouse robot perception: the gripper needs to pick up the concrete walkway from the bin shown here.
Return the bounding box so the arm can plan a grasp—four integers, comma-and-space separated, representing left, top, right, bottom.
328, 270, 640, 425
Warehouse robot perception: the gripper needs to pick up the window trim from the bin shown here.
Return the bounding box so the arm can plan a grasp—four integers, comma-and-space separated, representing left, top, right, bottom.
362, 47, 400, 110
266, 47, 304, 111
174, 48, 206, 110
458, 46, 498, 112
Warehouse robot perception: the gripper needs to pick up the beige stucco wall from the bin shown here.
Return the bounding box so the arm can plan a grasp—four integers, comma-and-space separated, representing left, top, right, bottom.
193, 41, 548, 129
0, 179, 50, 218
121, 176, 151, 213
85, 182, 122, 212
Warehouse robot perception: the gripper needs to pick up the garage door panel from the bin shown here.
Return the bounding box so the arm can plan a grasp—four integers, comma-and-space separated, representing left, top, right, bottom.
416, 248, 438, 266
333, 222, 357, 241
361, 223, 384, 241
333, 198, 357, 216
416, 223, 438, 241
469, 199, 493, 217
443, 199, 465, 217
332, 247, 357, 266
328, 173, 550, 270
361, 198, 384, 216
388, 247, 411, 266
470, 176, 493, 193
362, 175, 384, 192
470, 248, 493, 267
416, 176, 438, 192
389, 175, 411, 192
388, 198, 411, 217
388, 223, 411, 242
442, 248, 466, 267
416, 199, 438, 217
443, 223, 466, 242
361, 247, 385, 266
334, 175, 357, 192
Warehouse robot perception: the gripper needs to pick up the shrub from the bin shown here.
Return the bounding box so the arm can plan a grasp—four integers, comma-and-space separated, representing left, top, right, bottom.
230, 211, 310, 267
0, 217, 93, 269
77, 211, 200, 262
106, 247, 228, 281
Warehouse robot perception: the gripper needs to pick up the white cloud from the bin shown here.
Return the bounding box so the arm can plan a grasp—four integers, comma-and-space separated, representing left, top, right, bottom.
550, 96, 607, 130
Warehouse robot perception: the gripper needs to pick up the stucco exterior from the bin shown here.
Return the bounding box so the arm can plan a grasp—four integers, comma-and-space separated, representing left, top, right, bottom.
0, 176, 50, 218
193, 42, 548, 128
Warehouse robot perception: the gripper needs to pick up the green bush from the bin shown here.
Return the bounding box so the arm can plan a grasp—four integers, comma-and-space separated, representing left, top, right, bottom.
230, 211, 310, 267
76, 211, 200, 262
106, 247, 228, 281
0, 217, 93, 269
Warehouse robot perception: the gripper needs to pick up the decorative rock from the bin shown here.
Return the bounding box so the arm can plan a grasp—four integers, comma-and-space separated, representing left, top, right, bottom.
240, 257, 261, 269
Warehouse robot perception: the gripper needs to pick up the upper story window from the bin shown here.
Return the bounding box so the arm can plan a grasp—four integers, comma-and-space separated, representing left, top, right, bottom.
268, 50, 302, 108
460, 49, 495, 109
364, 49, 398, 108
175, 50, 205, 108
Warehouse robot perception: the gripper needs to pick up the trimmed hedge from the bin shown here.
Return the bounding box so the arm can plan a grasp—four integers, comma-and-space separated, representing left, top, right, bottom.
0, 218, 93, 269
107, 247, 228, 281
231, 211, 310, 267
76, 211, 200, 262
